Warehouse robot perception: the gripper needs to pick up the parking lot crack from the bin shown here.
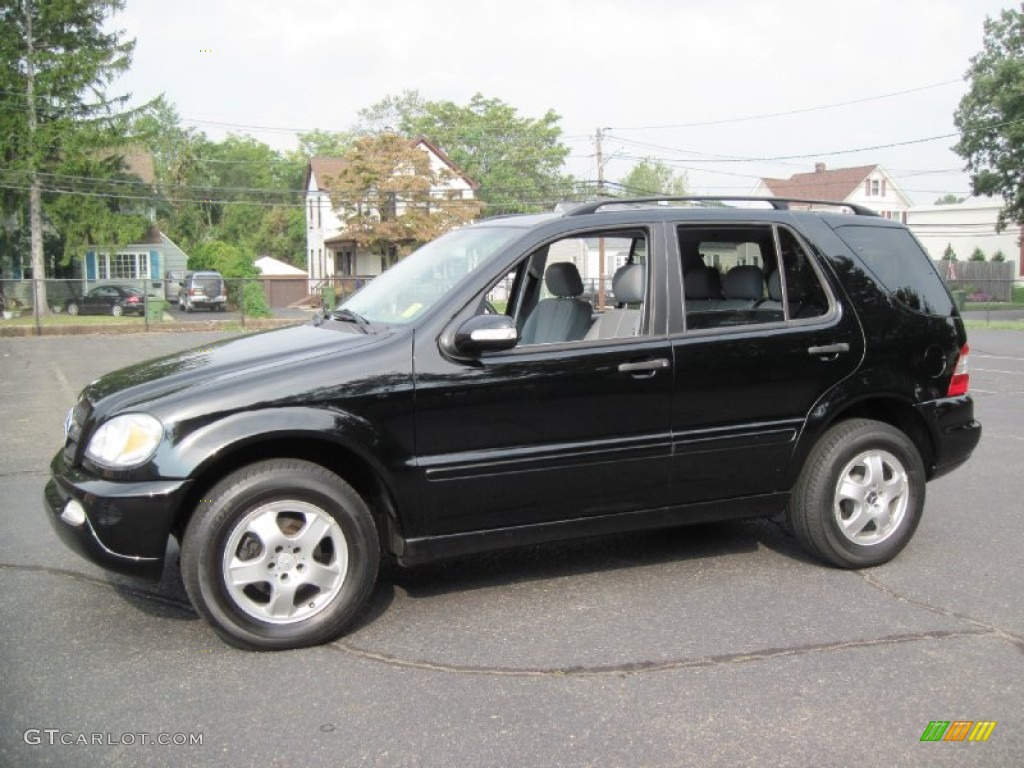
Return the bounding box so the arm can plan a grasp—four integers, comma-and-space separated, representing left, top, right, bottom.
327, 627, 998, 678
855, 570, 1024, 655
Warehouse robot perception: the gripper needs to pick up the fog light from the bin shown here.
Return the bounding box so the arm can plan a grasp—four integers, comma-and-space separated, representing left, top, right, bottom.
61, 500, 86, 527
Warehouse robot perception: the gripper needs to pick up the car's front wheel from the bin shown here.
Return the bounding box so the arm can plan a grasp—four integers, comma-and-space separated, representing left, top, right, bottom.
788, 419, 925, 568
66, 302, 80, 316
181, 459, 380, 650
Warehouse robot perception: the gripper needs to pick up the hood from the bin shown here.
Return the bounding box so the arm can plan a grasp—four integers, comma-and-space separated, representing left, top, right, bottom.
82, 324, 383, 414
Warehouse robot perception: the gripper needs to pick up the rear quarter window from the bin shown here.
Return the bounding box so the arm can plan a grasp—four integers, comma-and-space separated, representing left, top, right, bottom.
835, 225, 954, 316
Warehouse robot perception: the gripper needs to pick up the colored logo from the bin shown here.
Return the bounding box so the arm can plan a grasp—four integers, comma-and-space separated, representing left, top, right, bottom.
920, 721, 996, 742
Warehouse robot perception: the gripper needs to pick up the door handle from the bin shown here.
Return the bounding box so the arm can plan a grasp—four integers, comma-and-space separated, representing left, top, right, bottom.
618, 358, 670, 374
807, 343, 850, 357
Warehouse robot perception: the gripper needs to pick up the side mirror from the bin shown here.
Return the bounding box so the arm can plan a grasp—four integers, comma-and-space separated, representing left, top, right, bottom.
452, 314, 519, 355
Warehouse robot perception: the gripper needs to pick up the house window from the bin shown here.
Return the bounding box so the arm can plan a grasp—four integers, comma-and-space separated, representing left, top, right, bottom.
881, 179, 887, 197
96, 251, 150, 281
871, 180, 880, 196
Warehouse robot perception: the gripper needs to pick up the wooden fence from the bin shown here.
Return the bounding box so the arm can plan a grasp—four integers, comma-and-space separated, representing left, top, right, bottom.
933, 260, 1015, 302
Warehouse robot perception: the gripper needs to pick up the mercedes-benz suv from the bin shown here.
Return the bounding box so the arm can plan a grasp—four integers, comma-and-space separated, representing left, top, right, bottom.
44, 197, 981, 650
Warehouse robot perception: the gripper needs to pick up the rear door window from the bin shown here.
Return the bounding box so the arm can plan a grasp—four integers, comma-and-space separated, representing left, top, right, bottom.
835, 225, 954, 316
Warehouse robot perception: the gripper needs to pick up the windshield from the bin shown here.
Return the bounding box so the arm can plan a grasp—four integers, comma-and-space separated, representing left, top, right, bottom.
340, 226, 521, 324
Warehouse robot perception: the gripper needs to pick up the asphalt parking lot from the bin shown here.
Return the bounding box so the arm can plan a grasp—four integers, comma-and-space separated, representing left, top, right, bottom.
0, 328, 1021, 767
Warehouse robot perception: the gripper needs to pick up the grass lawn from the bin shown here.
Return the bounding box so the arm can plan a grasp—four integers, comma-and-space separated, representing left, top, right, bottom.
1, 313, 149, 327
963, 319, 1024, 331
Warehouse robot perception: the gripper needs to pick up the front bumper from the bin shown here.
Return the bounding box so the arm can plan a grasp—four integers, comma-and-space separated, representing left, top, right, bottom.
915, 395, 982, 480
44, 451, 191, 581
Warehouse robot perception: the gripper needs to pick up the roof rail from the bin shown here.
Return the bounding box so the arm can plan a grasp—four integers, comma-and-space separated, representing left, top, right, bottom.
563, 196, 879, 217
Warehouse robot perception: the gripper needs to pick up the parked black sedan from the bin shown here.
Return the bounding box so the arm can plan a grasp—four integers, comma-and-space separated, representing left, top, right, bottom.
65, 285, 146, 317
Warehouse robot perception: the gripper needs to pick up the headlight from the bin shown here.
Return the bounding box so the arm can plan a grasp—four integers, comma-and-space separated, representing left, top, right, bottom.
85, 414, 163, 468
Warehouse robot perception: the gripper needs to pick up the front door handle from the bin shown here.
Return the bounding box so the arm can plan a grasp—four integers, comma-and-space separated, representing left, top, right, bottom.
618, 358, 670, 375
807, 342, 850, 357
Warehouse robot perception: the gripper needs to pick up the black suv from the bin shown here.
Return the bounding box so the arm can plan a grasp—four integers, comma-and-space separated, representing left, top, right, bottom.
44, 197, 981, 650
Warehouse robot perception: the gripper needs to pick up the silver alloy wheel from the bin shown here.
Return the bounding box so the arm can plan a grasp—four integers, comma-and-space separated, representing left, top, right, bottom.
221, 500, 348, 624
67, 303, 79, 316
833, 448, 909, 546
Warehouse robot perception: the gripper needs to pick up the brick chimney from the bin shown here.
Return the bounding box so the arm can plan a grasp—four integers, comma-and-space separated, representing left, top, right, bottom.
814, 162, 826, 173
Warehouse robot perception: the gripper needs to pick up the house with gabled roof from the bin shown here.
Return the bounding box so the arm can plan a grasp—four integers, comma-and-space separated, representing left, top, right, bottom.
303, 137, 477, 286
752, 162, 912, 222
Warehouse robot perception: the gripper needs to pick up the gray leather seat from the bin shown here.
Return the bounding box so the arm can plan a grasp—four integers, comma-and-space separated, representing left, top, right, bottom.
684, 266, 723, 305
585, 263, 645, 339
720, 265, 765, 309
519, 262, 593, 345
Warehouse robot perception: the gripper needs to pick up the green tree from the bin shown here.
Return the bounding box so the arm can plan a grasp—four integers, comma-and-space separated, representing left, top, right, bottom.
0, 0, 138, 313
991, 249, 1006, 262
325, 134, 482, 261
355, 90, 425, 136
969, 247, 986, 261
943, 243, 958, 261
618, 158, 689, 197
396, 93, 574, 214
933, 193, 965, 205
953, 4, 1024, 231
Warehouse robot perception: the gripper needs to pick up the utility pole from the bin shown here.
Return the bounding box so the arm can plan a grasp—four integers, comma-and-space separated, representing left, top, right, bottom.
595, 127, 608, 309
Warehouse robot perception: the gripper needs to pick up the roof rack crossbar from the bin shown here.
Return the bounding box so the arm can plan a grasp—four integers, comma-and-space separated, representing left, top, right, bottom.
563, 196, 879, 217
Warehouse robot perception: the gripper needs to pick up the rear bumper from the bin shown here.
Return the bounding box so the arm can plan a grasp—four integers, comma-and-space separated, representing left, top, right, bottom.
915, 395, 982, 480
44, 451, 190, 581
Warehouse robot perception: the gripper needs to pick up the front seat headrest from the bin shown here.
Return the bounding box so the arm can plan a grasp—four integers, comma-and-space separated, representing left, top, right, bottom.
545, 262, 584, 298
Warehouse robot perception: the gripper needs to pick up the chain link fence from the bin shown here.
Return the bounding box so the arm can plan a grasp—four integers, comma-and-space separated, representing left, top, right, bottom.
0, 276, 358, 335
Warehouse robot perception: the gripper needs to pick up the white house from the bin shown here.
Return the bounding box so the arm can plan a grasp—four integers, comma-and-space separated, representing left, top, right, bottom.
752, 162, 912, 222
304, 137, 477, 285
906, 196, 1022, 278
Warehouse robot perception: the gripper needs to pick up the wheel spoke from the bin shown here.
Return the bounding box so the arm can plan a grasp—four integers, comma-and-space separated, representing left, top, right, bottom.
840, 504, 872, 536
246, 510, 288, 551
837, 475, 869, 503
228, 556, 271, 587
292, 514, 333, 552
304, 559, 343, 592
266, 579, 300, 619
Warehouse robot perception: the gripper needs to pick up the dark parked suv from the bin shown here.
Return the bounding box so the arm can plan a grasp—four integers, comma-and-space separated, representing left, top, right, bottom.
45, 197, 981, 650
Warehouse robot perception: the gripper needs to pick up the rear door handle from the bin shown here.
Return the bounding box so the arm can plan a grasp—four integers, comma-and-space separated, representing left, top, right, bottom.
618, 358, 670, 374
807, 343, 850, 357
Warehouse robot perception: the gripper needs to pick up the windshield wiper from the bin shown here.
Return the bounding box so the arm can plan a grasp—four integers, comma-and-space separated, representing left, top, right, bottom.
328, 308, 373, 333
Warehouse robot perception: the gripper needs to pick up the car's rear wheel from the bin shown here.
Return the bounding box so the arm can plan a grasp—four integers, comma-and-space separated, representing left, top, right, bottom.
181, 459, 379, 650
66, 303, 80, 316
111, 305, 123, 317
788, 418, 924, 568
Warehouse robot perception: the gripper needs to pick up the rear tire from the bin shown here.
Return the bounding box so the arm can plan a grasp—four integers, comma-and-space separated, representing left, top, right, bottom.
788, 419, 925, 568
111, 304, 123, 317
181, 459, 380, 650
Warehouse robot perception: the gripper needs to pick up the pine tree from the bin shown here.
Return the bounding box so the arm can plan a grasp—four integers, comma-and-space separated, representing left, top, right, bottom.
0, 0, 138, 314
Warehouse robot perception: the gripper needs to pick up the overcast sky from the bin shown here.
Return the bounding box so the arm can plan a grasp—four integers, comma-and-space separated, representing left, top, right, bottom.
110, 0, 1013, 205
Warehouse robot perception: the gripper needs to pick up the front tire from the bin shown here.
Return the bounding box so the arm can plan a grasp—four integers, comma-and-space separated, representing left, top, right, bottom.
67, 303, 80, 316
788, 419, 925, 568
181, 459, 380, 650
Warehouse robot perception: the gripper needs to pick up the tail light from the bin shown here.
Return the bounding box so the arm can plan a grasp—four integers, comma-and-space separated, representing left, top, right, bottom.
947, 344, 970, 397
127, 296, 140, 304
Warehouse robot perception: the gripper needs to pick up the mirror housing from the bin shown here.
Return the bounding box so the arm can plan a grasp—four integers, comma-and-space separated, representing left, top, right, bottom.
452, 314, 519, 355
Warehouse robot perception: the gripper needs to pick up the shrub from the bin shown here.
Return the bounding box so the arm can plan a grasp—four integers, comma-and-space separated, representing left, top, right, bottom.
991, 250, 1006, 262
969, 247, 986, 261
942, 243, 958, 261
238, 281, 272, 318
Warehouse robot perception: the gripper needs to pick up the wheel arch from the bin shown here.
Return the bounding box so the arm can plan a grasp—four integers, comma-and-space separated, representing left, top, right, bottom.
171, 433, 405, 559
790, 394, 937, 488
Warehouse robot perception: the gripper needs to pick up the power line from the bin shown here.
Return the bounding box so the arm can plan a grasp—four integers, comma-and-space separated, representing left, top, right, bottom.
613, 80, 962, 131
